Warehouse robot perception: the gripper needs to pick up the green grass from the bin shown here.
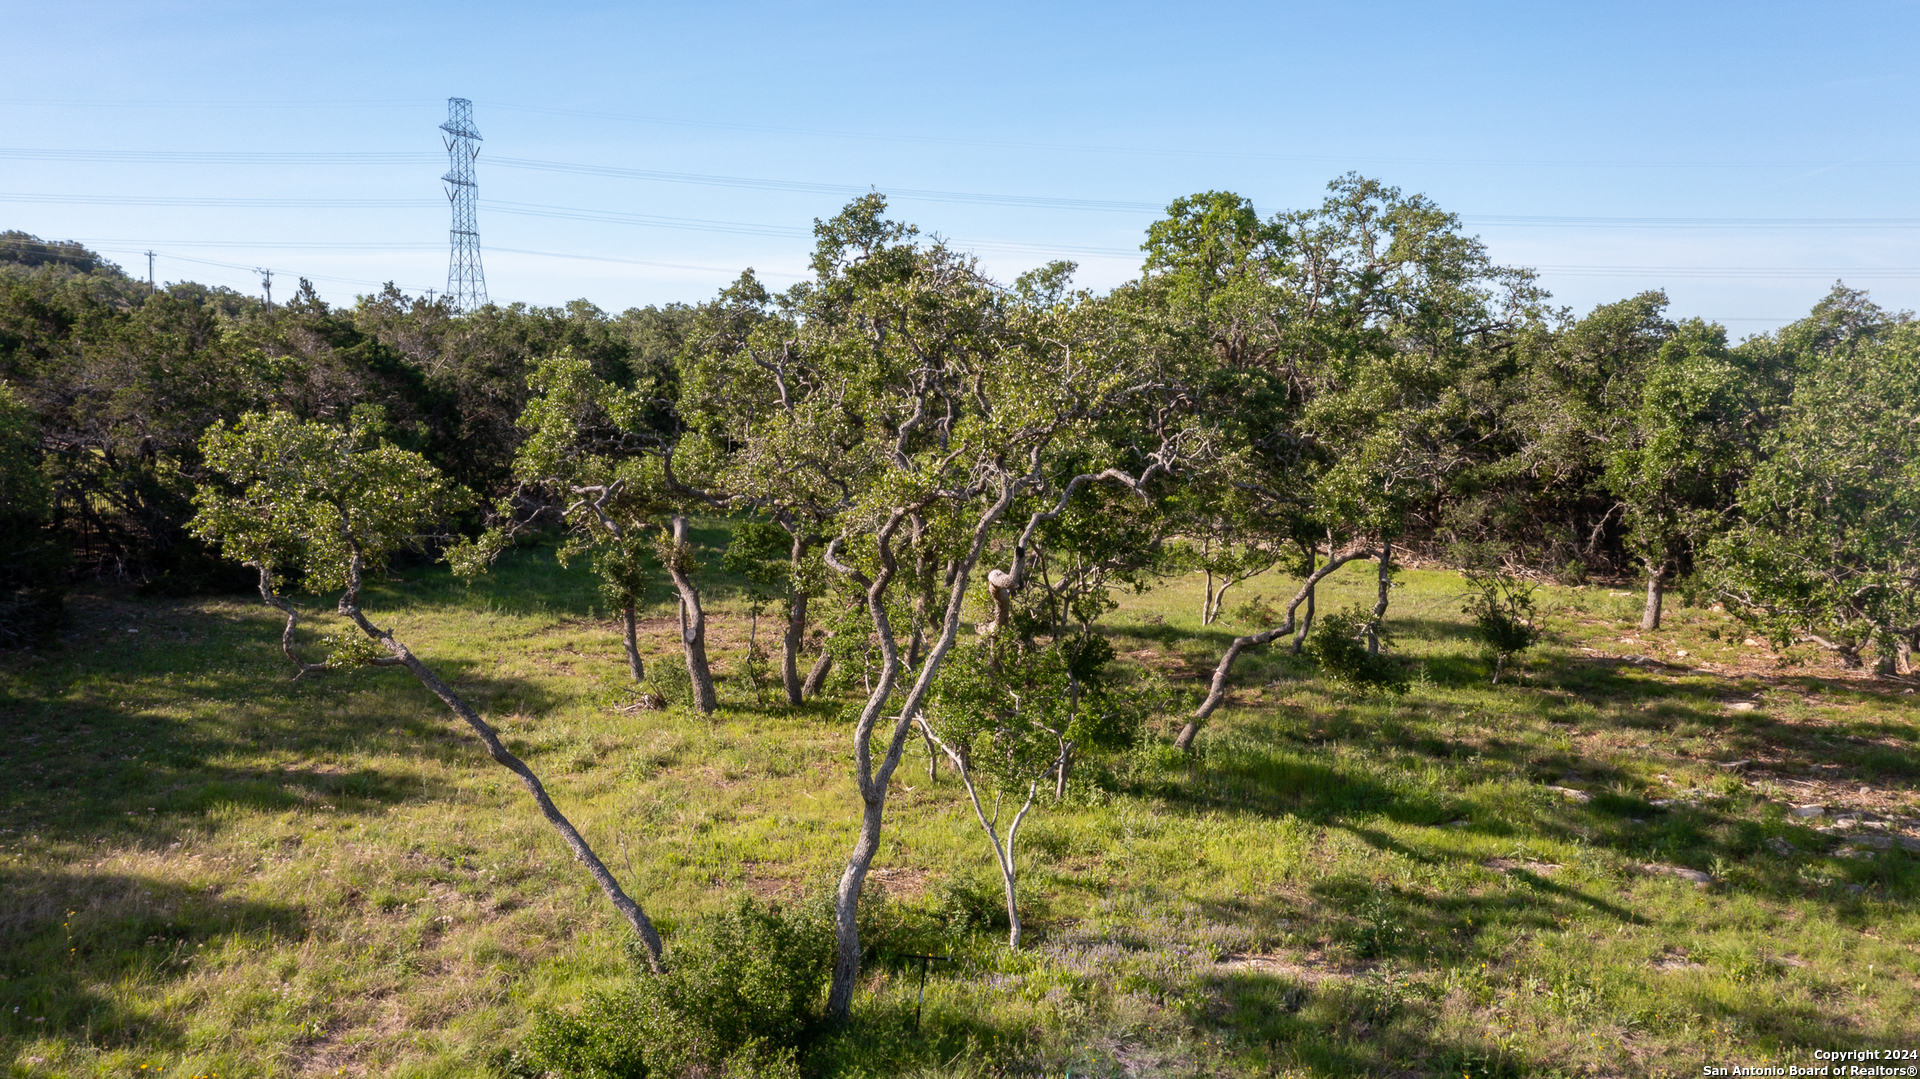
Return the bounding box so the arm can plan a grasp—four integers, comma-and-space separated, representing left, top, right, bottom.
3, 534, 1916, 1077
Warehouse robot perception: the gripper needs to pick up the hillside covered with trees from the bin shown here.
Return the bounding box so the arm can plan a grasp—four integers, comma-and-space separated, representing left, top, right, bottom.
2, 179, 1915, 1078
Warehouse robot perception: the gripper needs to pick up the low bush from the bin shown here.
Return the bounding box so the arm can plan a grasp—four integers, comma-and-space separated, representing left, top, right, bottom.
1302, 605, 1408, 695
520, 895, 833, 1079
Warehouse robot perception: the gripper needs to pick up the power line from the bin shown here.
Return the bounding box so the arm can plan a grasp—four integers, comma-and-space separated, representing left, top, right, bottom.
7, 237, 1850, 320
487, 246, 804, 279
45, 240, 441, 293
0, 148, 437, 165
475, 102, 1920, 170
30, 236, 804, 280
17, 186, 1920, 237
0, 192, 434, 208
488, 157, 1167, 213
0, 98, 434, 109
12, 146, 1920, 227
8, 97, 1914, 170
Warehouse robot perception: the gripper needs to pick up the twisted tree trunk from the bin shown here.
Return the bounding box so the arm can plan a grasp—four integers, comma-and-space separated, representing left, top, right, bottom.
1366, 540, 1394, 656
1174, 544, 1381, 751
825, 487, 1018, 1022
664, 515, 718, 713
621, 602, 644, 682
1291, 551, 1317, 656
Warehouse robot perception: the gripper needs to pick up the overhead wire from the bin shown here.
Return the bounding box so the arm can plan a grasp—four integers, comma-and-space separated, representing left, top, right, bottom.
15, 239, 1835, 319
7, 98, 1919, 169
5, 128, 1916, 295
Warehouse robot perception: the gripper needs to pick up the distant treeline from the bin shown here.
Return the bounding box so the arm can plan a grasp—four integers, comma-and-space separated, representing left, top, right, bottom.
1, 176, 1915, 673
0, 230, 691, 634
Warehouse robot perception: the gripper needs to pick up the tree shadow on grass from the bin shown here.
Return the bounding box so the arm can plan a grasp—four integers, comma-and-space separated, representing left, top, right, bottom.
1129, 732, 1446, 827
0, 866, 304, 1054
1338, 826, 1649, 927
1203, 969, 1534, 1079
1146, 680, 1917, 917
820, 971, 1541, 1079
0, 596, 567, 846
1390, 614, 1486, 647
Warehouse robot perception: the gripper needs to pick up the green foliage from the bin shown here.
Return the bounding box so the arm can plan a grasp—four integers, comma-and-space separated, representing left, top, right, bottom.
928, 636, 1160, 793
931, 875, 1012, 941
1460, 565, 1540, 682
720, 518, 793, 593
189, 409, 467, 593
1707, 294, 1920, 668
3, 545, 1918, 1076
521, 895, 830, 1079
643, 657, 698, 712
1603, 318, 1757, 575
0, 381, 65, 645
1302, 605, 1408, 695
1228, 591, 1279, 627
0, 231, 123, 275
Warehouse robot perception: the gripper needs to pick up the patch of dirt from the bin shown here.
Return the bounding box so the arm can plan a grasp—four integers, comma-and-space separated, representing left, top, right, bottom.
1769, 775, 1920, 819
295, 997, 406, 1077
1484, 858, 1562, 875
1214, 949, 1377, 982
1125, 648, 1198, 679
1639, 863, 1714, 887
865, 865, 929, 900
737, 860, 804, 901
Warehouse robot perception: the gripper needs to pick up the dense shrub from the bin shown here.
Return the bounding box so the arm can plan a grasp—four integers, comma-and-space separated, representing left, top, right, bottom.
0, 382, 64, 645
1459, 561, 1541, 684
521, 895, 833, 1079
1302, 606, 1408, 695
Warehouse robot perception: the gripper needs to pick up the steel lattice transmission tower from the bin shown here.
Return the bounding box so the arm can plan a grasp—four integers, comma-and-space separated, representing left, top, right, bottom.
440, 97, 488, 311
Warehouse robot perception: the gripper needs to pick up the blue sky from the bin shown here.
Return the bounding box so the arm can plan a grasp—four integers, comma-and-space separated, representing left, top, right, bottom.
5, 0, 1918, 332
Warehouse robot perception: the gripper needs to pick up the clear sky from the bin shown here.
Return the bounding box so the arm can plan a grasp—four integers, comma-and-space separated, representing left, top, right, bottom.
5, 0, 1918, 333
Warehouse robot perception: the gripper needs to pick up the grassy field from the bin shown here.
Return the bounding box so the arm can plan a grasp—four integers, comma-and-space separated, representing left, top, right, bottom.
3, 526, 1916, 1078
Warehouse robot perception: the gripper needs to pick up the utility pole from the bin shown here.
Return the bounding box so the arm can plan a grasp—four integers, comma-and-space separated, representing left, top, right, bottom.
259, 267, 273, 312
145, 250, 155, 295
440, 97, 488, 312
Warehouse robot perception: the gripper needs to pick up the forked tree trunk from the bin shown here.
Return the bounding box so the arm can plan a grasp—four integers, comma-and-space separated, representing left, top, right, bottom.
825, 489, 1017, 1023
1174, 544, 1381, 751
1898, 635, 1915, 677
920, 720, 1049, 950
664, 515, 718, 713
782, 591, 808, 705
621, 602, 644, 682
1365, 541, 1393, 656
1640, 560, 1667, 631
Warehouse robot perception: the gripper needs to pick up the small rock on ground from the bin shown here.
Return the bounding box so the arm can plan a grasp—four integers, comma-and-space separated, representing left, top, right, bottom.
1643, 863, 1714, 886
